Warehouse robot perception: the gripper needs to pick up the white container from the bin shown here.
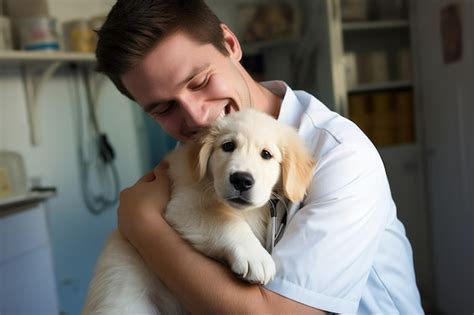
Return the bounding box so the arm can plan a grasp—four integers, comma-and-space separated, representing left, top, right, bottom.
17, 16, 59, 51
0, 15, 13, 50
62, 15, 106, 52
341, 0, 368, 22
63, 19, 94, 52
397, 48, 412, 80
344, 52, 358, 89
0, 151, 28, 198
358, 50, 389, 83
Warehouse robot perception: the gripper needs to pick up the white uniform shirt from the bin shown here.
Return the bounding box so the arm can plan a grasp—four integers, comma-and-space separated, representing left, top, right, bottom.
262, 81, 424, 314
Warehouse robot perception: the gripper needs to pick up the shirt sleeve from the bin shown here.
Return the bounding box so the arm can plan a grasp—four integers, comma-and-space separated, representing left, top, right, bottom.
265, 142, 394, 313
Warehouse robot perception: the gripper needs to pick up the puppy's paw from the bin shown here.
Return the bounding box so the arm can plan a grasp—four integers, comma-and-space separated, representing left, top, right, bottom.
228, 245, 276, 285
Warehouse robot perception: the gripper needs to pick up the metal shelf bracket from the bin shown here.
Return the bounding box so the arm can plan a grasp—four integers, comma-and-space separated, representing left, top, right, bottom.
21, 61, 63, 146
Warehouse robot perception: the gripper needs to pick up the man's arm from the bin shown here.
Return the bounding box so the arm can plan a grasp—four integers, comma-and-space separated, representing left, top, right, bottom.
118, 164, 325, 314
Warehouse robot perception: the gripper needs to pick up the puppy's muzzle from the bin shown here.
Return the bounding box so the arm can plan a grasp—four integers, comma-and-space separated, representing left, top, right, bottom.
230, 172, 254, 192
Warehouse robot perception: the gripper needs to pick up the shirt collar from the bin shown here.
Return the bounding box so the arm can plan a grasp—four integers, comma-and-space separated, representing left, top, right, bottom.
260, 81, 304, 129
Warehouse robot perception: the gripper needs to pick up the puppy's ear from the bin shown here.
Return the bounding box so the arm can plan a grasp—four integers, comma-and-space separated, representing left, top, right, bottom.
188, 126, 218, 182
281, 134, 316, 203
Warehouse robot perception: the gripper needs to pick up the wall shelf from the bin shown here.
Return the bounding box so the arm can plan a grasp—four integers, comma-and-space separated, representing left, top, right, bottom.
0, 51, 97, 146
348, 80, 412, 93
0, 51, 95, 63
241, 37, 299, 55
0, 191, 56, 214
343, 20, 409, 31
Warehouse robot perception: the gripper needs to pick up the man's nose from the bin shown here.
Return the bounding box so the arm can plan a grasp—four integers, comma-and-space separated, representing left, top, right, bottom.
178, 93, 210, 127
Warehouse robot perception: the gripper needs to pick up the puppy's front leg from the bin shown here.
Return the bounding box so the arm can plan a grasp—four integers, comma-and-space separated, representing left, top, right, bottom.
167, 206, 275, 285
219, 219, 276, 285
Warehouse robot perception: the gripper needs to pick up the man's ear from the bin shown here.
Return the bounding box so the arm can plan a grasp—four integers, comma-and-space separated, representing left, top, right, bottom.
281, 133, 316, 203
221, 23, 242, 61
188, 126, 218, 182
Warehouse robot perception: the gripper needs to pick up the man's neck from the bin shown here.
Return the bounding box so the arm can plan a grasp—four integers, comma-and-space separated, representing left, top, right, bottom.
256, 82, 282, 119
246, 79, 282, 119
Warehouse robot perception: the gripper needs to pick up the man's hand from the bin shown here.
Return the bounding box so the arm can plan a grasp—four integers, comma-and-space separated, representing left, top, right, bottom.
117, 161, 171, 244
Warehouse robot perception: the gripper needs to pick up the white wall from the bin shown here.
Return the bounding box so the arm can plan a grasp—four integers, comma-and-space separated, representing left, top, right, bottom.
412, 0, 474, 313
48, 0, 115, 23
0, 2, 151, 314
0, 63, 148, 314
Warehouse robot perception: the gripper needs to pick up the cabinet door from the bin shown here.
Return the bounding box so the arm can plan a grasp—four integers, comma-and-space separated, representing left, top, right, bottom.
0, 246, 59, 314
0, 206, 59, 314
0, 206, 49, 263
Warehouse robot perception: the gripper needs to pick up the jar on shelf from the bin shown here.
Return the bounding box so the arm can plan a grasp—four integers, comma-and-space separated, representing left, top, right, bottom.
358, 50, 389, 84
17, 16, 59, 51
63, 19, 94, 52
0, 15, 13, 50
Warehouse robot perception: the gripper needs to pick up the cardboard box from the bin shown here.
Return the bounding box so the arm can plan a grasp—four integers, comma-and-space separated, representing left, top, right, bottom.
4, 0, 49, 18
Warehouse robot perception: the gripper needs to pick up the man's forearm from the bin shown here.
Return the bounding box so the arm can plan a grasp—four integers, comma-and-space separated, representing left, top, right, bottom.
131, 213, 268, 314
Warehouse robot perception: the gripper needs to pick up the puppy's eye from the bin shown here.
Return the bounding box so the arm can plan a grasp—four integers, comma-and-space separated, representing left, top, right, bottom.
222, 141, 235, 152
261, 149, 272, 160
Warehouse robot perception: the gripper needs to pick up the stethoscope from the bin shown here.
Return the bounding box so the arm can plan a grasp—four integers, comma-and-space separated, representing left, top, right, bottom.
266, 198, 288, 254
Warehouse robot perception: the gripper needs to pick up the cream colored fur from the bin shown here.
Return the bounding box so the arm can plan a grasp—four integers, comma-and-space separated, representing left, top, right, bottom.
82, 109, 315, 314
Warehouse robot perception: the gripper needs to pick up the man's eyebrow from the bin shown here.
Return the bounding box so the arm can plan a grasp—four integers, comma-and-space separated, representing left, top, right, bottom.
143, 63, 211, 113
183, 63, 210, 83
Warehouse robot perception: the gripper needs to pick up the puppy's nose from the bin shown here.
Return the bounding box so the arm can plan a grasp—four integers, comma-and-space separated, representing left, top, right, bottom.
230, 172, 254, 192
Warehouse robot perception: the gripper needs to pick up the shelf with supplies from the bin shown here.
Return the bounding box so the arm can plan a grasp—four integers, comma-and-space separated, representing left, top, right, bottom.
0, 191, 56, 214
0, 50, 96, 64
340, 0, 414, 148
240, 36, 300, 83
348, 88, 415, 147
348, 80, 412, 93
343, 20, 409, 32
241, 37, 299, 56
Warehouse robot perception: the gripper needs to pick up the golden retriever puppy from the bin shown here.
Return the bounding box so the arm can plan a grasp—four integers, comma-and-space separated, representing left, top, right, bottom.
82, 108, 315, 314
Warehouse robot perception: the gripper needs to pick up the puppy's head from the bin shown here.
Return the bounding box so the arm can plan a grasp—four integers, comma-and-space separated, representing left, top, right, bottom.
195, 109, 315, 210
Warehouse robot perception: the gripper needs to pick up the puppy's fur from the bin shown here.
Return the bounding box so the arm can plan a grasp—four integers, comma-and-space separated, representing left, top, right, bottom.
82, 109, 315, 314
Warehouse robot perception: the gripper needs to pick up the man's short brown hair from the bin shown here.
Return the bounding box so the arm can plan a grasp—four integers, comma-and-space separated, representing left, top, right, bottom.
96, 0, 229, 99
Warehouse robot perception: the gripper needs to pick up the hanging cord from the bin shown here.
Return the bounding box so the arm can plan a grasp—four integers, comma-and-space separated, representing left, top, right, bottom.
71, 64, 120, 215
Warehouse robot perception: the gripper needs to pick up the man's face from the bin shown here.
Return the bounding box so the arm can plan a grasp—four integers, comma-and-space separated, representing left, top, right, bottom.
121, 28, 251, 142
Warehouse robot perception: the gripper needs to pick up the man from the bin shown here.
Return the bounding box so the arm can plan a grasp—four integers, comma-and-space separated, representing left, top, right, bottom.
95, 0, 424, 313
